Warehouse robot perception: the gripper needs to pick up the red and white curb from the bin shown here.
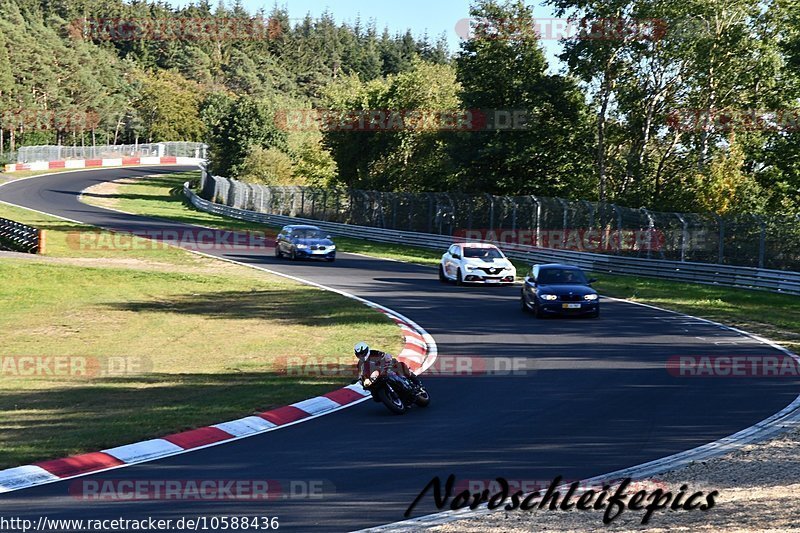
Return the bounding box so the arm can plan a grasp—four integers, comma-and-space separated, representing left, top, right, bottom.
0, 170, 439, 493
4, 156, 203, 173
0, 303, 436, 494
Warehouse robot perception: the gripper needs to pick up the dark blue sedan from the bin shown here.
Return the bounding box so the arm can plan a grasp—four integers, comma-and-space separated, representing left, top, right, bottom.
274, 225, 336, 262
521, 264, 599, 318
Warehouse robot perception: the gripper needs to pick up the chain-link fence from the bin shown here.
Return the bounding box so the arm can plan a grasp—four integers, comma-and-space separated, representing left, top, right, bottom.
199, 172, 800, 271
16, 142, 206, 163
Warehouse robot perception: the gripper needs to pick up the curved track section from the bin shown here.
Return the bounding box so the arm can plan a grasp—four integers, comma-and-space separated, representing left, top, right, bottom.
0, 166, 798, 531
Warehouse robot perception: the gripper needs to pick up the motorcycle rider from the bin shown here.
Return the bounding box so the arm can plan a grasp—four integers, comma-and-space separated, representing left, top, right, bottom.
354, 341, 421, 387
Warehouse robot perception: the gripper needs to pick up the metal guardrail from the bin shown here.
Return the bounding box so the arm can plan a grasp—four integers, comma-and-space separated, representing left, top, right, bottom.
184, 183, 800, 295
0, 217, 43, 253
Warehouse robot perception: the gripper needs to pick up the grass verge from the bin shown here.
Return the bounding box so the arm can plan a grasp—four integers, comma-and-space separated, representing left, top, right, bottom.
0, 191, 401, 468
84, 171, 800, 351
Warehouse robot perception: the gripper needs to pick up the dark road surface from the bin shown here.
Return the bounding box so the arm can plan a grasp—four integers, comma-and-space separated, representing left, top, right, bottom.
0, 166, 797, 531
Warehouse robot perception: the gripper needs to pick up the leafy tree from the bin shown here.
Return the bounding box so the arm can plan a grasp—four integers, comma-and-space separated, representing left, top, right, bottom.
692, 137, 765, 214
452, 0, 594, 197
133, 70, 205, 142
322, 60, 461, 191
550, 0, 793, 212
207, 95, 287, 177
1, 0, 797, 220
237, 145, 296, 185
0, 29, 15, 154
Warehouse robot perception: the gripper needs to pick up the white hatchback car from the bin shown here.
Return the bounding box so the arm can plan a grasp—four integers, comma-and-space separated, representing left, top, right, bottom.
439, 243, 516, 285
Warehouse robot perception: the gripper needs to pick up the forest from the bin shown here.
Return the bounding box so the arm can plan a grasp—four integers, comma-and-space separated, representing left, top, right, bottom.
1, 0, 799, 216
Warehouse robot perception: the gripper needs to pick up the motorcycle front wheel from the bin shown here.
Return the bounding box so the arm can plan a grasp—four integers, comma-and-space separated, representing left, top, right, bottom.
377, 385, 407, 415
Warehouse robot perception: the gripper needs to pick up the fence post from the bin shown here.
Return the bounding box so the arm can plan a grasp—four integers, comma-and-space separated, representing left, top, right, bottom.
485, 194, 495, 233
391, 193, 397, 229
511, 198, 517, 233
755, 214, 766, 269
531, 195, 540, 247
311, 191, 317, 219
37, 229, 46, 255
611, 204, 623, 255
640, 207, 655, 259
227, 179, 235, 207
557, 198, 569, 248
467, 196, 473, 232
674, 212, 688, 262
581, 200, 596, 229
199, 163, 206, 192
427, 193, 434, 234
407, 193, 414, 231
712, 213, 725, 264
376, 192, 384, 228
444, 193, 455, 235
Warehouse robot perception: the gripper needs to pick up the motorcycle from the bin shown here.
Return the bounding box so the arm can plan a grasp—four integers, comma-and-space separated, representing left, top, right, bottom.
361, 369, 430, 415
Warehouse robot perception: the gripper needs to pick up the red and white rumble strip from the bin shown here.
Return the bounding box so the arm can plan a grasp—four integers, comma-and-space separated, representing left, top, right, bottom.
0, 304, 436, 494
4, 156, 203, 173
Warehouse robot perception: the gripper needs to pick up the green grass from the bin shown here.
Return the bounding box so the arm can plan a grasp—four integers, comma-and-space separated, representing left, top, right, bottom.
82, 171, 459, 265
0, 199, 200, 263
593, 273, 800, 350
87, 171, 800, 352
0, 197, 401, 468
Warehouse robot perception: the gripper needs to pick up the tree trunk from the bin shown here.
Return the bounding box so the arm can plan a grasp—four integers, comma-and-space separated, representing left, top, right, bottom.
113, 115, 123, 144
596, 46, 620, 205
597, 78, 611, 204
654, 130, 679, 204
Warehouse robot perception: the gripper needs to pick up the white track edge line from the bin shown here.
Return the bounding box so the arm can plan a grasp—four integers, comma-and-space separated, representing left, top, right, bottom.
357, 297, 800, 532
0, 169, 439, 494
9, 168, 799, 532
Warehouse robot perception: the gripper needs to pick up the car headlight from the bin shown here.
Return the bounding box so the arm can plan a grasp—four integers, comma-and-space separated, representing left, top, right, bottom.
296, 244, 308, 249
584, 294, 598, 301
329, 245, 336, 250
540, 294, 558, 301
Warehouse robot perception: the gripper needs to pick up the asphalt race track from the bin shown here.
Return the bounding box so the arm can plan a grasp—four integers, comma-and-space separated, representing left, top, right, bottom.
1, 166, 798, 531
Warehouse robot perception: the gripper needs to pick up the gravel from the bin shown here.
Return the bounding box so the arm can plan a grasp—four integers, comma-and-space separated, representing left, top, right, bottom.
432, 424, 800, 532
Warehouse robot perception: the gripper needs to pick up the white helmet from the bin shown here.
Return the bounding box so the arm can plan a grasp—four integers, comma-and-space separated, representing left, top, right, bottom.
354, 342, 370, 359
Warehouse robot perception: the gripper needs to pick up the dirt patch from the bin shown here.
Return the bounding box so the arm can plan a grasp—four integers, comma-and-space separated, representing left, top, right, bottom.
80, 177, 138, 209
0, 250, 37, 259
0, 251, 266, 278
